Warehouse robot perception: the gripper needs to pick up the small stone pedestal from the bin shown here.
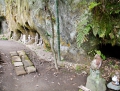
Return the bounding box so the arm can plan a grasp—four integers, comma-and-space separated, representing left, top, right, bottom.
107, 71, 120, 91
107, 82, 120, 90
86, 69, 106, 91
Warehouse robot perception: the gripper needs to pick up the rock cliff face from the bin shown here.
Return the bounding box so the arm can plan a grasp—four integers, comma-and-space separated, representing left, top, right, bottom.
0, 0, 119, 64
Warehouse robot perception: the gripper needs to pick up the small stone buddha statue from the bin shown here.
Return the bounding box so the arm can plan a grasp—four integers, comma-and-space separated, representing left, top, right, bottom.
107, 71, 120, 90
112, 71, 119, 85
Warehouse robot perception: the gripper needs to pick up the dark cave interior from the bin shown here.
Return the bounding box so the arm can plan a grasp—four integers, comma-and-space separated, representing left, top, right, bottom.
99, 44, 120, 59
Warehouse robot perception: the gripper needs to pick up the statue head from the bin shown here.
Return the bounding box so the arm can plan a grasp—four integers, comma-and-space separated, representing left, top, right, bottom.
94, 54, 101, 60
90, 54, 102, 70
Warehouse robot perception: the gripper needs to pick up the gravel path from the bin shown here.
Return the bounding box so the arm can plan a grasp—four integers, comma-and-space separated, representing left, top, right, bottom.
0, 40, 87, 91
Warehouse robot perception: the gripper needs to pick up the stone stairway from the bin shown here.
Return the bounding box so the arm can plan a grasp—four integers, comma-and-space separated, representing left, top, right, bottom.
10, 50, 36, 76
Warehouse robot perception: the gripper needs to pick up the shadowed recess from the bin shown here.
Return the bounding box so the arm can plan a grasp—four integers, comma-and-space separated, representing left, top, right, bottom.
99, 44, 120, 59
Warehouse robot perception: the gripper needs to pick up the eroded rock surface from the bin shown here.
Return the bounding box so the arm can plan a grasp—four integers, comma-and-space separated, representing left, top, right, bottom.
1, 0, 119, 67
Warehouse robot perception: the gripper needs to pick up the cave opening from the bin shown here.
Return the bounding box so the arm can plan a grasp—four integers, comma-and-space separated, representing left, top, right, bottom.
99, 44, 120, 59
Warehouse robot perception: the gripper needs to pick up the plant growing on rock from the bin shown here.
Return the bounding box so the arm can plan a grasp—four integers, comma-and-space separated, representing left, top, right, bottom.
95, 50, 106, 60
77, 0, 120, 48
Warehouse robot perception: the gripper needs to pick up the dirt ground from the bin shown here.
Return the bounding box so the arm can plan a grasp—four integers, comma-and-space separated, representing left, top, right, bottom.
0, 40, 87, 91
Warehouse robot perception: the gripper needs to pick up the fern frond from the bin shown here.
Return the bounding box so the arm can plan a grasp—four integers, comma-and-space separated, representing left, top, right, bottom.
77, 24, 91, 47
89, 2, 101, 10
76, 10, 92, 48
92, 22, 99, 36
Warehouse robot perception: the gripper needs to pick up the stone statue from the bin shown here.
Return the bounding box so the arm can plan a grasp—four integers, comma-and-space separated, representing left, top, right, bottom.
107, 71, 120, 90
91, 54, 102, 70
112, 71, 119, 85
86, 54, 106, 91
22, 34, 26, 44
28, 35, 31, 42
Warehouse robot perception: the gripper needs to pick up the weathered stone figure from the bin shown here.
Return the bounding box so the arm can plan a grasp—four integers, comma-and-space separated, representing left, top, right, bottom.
28, 35, 31, 42
107, 71, 120, 90
22, 34, 26, 44
86, 54, 106, 91
91, 54, 102, 70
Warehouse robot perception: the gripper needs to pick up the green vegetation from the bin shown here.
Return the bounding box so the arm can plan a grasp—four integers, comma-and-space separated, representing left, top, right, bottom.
79, 89, 82, 91
43, 49, 50, 52
77, 11, 91, 47
113, 64, 119, 70
91, 0, 120, 45
45, 32, 51, 37
95, 50, 106, 60
108, 60, 113, 65
75, 65, 81, 71
72, 1, 87, 11
89, 2, 100, 10
0, 36, 8, 40
77, 0, 120, 48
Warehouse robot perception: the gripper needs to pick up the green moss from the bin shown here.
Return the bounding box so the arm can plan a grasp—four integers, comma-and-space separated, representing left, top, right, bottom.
79, 89, 82, 91
75, 65, 81, 71
44, 43, 51, 51
24, 55, 30, 60
0, 35, 8, 40
52, 16, 56, 23
0, 37, 8, 40
12, 60, 14, 64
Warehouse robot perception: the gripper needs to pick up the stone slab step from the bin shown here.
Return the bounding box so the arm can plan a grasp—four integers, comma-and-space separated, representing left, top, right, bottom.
21, 55, 33, 67
14, 62, 23, 67
15, 66, 26, 76
12, 56, 21, 62
10, 51, 18, 56
10, 50, 36, 75
25, 66, 36, 74
17, 50, 26, 56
